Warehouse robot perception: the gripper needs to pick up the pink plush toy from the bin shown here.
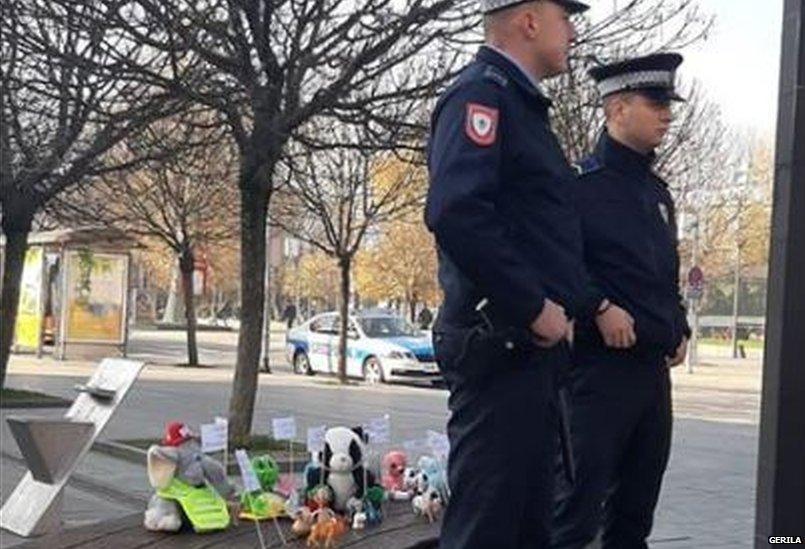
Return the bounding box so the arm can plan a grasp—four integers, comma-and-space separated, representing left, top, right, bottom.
381, 451, 408, 492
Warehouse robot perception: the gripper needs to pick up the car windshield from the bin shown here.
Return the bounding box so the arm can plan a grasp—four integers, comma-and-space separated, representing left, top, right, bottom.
358, 316, 420, 338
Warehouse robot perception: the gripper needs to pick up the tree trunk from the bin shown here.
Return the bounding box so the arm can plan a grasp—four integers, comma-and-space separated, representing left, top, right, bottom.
337, 255, 351, 384
228, 181, 270, 445
178, 247, 199, 367
0, 217, 33, 389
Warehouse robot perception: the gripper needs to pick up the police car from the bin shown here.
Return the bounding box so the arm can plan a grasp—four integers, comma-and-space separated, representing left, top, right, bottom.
285, 310, 439, 384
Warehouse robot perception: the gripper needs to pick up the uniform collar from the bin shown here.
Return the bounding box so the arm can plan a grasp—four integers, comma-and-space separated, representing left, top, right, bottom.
476, 46, 552, 105
596, 131, 656, 178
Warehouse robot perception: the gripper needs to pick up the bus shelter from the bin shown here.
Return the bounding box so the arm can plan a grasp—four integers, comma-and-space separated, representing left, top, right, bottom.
3, 228, 139, 360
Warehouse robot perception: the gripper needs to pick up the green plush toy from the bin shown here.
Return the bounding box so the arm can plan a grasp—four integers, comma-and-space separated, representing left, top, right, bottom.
238, 455, 285, 520
252, 455, 280, 491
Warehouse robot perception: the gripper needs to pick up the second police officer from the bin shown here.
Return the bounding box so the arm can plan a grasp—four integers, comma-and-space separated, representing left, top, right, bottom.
551, 53, 692, 549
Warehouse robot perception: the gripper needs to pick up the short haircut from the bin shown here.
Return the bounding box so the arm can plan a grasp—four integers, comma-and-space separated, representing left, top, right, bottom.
602, 91, 638, 120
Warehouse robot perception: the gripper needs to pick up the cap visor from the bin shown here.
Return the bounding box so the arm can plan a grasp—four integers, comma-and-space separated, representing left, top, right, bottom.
639, 88, 686, 103
560, 0, 590, 14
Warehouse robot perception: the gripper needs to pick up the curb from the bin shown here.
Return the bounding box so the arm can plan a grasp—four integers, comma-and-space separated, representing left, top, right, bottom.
0, 400, 71, 409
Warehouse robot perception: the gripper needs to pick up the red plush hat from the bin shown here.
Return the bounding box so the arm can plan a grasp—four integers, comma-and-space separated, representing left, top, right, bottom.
162, 421, 194, 447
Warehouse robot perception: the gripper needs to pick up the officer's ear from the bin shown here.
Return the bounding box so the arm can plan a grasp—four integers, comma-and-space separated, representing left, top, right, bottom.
521, 4, 542, 38
603, 93, 633, 124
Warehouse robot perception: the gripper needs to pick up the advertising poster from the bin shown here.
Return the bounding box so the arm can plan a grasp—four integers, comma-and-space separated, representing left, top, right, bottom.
14, 247, 44, 349
65, 251, 127, 342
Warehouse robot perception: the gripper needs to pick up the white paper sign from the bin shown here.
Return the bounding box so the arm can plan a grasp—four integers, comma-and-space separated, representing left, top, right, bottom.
200, 422, 228, 453
272, 416, 297, 441
365, 415, 391, 445
235, 449, 261, 492
307, 425, 327, 453
215, 416, 228, 427
427, 430, 450, 459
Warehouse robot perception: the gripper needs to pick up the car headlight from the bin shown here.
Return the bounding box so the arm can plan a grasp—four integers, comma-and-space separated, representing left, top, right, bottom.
387, 350, 415, 360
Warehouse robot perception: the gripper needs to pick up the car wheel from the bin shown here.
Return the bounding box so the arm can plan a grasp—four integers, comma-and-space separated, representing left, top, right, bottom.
294, 351, 313, 376
363, 357, 385, 385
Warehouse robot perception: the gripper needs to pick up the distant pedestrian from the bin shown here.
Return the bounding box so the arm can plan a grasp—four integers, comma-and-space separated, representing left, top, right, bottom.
282, 303, 297, 329
417, 306, 434, 330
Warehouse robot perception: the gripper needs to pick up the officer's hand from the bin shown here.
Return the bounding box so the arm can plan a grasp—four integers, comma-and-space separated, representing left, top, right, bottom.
595, 304, 636, 349
530, 299, 569, 348
667, 337, 688, 367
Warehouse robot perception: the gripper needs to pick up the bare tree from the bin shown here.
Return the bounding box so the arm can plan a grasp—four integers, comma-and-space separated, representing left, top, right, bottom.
270, 130, 423, 382
55, 118, 239, 367
0, 0, 181, 388
51, 0, 477, 441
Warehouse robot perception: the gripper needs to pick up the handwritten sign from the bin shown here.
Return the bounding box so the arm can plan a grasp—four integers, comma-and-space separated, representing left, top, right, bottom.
272, 416, 297, 441
200, 422, 228, 453
307, 425, 327, 454
365, 415, 391, 445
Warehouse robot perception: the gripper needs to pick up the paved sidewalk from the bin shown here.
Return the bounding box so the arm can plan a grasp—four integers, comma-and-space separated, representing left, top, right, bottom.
1, 351, 765, 547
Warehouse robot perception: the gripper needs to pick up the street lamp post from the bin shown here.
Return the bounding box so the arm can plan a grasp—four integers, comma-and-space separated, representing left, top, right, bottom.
754, 0, 805, 544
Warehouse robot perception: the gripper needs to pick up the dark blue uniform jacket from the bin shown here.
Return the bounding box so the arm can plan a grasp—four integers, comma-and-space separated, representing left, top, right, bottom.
573, 132, 691, 365
425, 46, 599, 332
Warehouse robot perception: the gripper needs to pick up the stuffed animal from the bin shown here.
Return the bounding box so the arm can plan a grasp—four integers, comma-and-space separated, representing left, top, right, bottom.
144, 422, 234, 532
292, 507, 314, 537
381, 451, 407, 491
252, 455, 280, 491
402, 467, 420, 494
306, 484, 334, 512
412, 486, 443, 523
305, 427, 376, 512
417, 456, 449, 503
239, 454, 286, 519
346, 498, 366, 530
352, 510, 367, 530
307, 514, 348, 548
365, 485, 385, 522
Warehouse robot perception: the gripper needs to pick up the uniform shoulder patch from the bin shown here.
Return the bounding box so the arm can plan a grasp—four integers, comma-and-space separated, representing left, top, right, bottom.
482, 66, 509, 88
465, 102, 499, 147
573, 156, 603, 177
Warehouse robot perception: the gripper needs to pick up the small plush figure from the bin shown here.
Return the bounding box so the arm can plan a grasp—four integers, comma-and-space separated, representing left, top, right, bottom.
351, 510, 367, 530
412, 486, 443, 523
402, 467, 420, 494
252, 455, 280, 491
363, 485, 385, 525
306, 484, 334, 512
292, 507, 314, 537
417, 455, 449, 503
240, 454, 287, 519
381, 451, 407, 491
307, 515, 348, 548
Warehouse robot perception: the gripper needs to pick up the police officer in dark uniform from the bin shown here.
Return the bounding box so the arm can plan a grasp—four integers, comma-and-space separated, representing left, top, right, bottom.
425, 1, 599, 547
551, 53, 692, 549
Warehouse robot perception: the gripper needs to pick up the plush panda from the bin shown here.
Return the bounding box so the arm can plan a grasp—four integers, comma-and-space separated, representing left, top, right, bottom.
306, 426, 376, 512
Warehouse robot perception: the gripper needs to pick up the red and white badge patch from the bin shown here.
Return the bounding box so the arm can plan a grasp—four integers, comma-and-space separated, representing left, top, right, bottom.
465, 103, 499, 146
